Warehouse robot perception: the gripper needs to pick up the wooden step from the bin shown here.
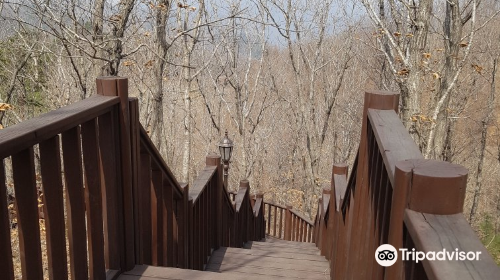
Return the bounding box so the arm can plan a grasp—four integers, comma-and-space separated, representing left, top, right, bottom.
205, 264, 329, 279
119, 265, 290, 280
215, 247, 326, 262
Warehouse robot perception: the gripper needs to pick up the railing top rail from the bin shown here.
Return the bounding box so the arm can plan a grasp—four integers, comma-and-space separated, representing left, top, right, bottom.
263, 201, 286, 210
0, 95, 120, 159
290, 209, 314, 226
367, 108, 423, 186
139, 125, 183, 197
333, 174, 348, 212
253, 197, 263, 217
405, 209, 498, 279
189, 165, 217, 203
234, 186, 248, 212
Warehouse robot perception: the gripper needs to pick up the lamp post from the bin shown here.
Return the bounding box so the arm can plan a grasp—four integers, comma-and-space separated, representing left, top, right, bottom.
218, 130, 234, 188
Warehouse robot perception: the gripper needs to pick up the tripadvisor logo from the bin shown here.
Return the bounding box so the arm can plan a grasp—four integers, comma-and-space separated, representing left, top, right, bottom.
375, 244, 482, 267
375, 244, 397, 267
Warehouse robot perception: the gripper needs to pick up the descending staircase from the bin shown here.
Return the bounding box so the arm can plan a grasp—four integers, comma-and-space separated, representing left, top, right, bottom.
117, 237, 330, 280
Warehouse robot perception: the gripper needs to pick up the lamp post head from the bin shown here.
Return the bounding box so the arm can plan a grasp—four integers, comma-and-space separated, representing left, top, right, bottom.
218, 130, 234, 163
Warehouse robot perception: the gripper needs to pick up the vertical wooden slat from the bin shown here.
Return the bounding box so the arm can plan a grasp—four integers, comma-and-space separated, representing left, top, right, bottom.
81, 119, 106, 279
98, 111, 122, 270
12, 147, 43, 280
139, 152, 152, 265
273, 206, 277, 237
164, 179, 174, 267
151, 168, 163, 266
178, 183, 189, 268
0, 160, 14, 280
279, 207, 284, 239
62, 127, 89, 280
267, 204, 271, 235
40, 136, 68, 280
129, 99, 141, 265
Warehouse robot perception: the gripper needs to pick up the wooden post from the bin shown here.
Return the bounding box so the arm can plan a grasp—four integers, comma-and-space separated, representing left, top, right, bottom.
284, 205, 293, 241
96, 77, 135, 270
386, 159, 467, 280
347, 90, 399, 279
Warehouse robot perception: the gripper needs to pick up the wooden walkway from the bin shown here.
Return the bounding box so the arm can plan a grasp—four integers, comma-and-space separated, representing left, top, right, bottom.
118, 237, 330, 280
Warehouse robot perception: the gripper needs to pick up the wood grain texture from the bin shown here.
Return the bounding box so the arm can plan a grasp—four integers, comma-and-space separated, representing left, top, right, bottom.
0, 161, 14, 280
12, 148, 43, 280
0, 95, 119, 159
39, 136, 68, 280
405, 209, 499, 279
62, 127, 89, 280
81, 119, 106, 279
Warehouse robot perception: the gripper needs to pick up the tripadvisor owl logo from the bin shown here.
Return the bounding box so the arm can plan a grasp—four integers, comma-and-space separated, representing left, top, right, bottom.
375, 244, 398, 267
375, 244, 483, 267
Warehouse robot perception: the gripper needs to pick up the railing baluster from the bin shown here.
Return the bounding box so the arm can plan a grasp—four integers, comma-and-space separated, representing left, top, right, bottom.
12, 148, 43, 280
62, 127, 89, 280
139, 152, 152, 264
81, 119, 106, 279
40, 136, 68, 280
164, 179, 173, 267
97, 111, 122, 270
0, 160, 14, 280
273, 205, 277, 237
151, 168, 163, 266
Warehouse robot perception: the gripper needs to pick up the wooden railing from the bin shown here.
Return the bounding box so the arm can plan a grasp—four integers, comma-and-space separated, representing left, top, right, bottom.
0, 77, 266, 280
263, 202, 314, 242
313, 90, 500, 280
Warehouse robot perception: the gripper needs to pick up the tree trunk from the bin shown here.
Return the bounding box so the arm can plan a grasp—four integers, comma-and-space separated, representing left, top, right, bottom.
469, 58, 497, 224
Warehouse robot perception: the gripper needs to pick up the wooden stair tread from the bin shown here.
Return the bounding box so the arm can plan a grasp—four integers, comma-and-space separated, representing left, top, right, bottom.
214, 247, 327, 261
118, 238, 329, 279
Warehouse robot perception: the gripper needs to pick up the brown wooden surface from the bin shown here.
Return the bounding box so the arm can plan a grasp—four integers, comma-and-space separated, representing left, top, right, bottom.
62, 127, 89, 280
405, 209, 499, 279
81, 119, 106, 279
98, 111, 122, 270
12, 148, 43, 280
39, 136, 68, 280
0, 95, 119, 159
0, 161, 14, 280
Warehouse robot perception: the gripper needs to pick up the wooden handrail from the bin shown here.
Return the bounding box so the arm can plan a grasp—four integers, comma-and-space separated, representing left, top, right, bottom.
313, 90, 500, 280
1, 77, 267, 279
0, 95, 120, 159
139, 125, 183, 198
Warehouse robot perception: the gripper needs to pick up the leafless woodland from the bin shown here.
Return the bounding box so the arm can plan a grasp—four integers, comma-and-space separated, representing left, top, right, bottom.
1, 0, 500, 261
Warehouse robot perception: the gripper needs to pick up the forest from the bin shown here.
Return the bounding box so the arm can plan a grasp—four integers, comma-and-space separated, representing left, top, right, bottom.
1, 0, 499, 263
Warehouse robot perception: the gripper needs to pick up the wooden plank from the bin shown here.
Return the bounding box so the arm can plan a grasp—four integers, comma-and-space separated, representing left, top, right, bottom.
0, 96, 119, 159
122, 265, 292, 280
208, 251, 329, 269
189, 167, 217, 203
39, 136, 68, 280
214, 247, 327, 261
151, 169, 163, 266
206, 264, 329, 279
163, 180, 173, 267
98, 111, 122, 270
367, 109, 423, 186
405, 209, 499, 279
246, 243, 320, 255
81, 119, 106, 279
139, 152, 152, 265
273, 205, 277, 237
0, 160, 14, 280
12, 147, 43, 280
139, 126, 182, 197
62, 127, 89, 280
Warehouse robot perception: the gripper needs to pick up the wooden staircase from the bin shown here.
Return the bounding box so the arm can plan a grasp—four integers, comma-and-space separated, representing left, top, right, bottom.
117, 237, 330, 280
